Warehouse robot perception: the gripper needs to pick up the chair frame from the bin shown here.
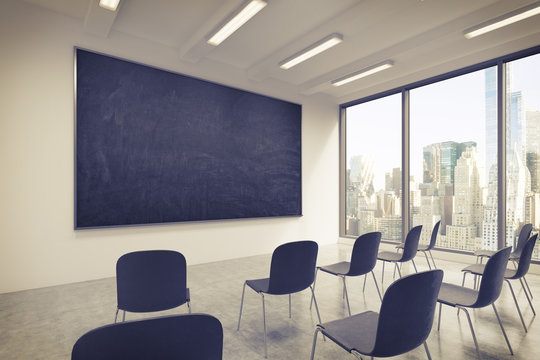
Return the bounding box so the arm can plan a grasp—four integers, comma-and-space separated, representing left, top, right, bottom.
310, 270, 443, 360
115, 250, 191, 323
310, 232, 382, 316
72, 313, 222, 360
397, 221, 440, 270
462, 234, 537, 332
378, 225, 423, 286
437, 247, 513, 359
236, 240, 322, 358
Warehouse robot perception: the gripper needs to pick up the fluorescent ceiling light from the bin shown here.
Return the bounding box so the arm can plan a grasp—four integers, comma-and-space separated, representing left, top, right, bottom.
279, 33, 344, 70
464, 1, 540, 39
332, 60, 394, 87
207, 0, 267, 46
99, 0, 120, 11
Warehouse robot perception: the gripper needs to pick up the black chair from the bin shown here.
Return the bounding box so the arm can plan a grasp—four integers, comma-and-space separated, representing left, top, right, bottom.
377, 225, 422, 285
310, 270, 443, 360
397, 221, 440, 269
474, 223, 531, 263
474, 223, 533, 299
237, 240, 322, 358
310, 232, 382, 316
115, 250, 191, 322
72, 314, 222, 360
461, 234, 538, 332
437, 247, 512, 359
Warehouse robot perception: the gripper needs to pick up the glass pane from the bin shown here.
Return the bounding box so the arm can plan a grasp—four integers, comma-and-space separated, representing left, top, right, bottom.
506, 53, 540, 260
345, 94, 402, 241
410, 67, 497, 252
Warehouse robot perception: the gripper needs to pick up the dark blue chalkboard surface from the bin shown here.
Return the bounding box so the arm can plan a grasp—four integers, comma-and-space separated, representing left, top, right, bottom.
75, 48, 302, 229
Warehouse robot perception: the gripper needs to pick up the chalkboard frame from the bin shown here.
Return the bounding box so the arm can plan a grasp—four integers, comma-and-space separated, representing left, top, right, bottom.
74, 48, 302, 229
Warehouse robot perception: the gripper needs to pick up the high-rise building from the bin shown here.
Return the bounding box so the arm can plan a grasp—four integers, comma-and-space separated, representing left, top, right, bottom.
392, 167, 401, 195
485, 67, 497, 183
526, 110, 540, 192
423, 141, 476, 190
349, 154, 375, 195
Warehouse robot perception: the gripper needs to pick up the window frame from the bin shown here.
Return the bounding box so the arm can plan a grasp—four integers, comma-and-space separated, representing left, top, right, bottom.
340, 44, 540, 261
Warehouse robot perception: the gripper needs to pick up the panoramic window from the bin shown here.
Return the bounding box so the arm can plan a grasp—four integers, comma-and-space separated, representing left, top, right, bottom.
345, 94, 402, 241
506, 53, 540, 260
342, 49, 540, 262
409, 67, 496, 252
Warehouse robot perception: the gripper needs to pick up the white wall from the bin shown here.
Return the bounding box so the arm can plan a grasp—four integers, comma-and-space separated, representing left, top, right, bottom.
0, 1, 340, 293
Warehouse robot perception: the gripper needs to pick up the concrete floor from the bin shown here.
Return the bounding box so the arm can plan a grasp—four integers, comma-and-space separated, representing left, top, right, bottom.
0, 242, 539, 359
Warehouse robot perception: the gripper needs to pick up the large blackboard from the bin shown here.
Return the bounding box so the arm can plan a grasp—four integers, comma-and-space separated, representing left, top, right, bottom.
75, 49, 302, 229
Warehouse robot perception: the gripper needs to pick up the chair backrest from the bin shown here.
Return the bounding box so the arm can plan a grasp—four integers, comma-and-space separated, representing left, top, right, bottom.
267, 240, 318, 295
348, 232, 382, 276
426, 221, 441, 251
512, 234, 538, 279
371, 270, 443, 357
514, 223, 533, 254
474, 246, 511, 308
400, 225, 423, 261
72, 314, 223, 360
116, 250, 188, 313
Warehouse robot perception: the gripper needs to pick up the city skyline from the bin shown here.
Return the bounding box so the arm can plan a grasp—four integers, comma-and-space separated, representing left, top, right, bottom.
345, 53, 540, 258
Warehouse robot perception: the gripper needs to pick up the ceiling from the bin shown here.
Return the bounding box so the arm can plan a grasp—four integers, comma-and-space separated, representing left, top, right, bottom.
22, 0, 540, 104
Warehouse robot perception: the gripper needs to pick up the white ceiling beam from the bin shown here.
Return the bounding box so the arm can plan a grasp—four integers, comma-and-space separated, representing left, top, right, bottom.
178, 0, 246, 63
83, 0, 121, 38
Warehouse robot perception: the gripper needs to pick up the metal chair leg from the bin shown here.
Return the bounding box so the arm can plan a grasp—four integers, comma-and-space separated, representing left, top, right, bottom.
522, 275, 533, 299
437, 302, 442, 331
261, 293, 268, 358
429, 250, 437, 269
114, 308, 119, 323
381, 261, 385, 285
492, 303, 513, 355
237, 281, 247, 331
342, 276, 351, 316
371, 271, 382, 301
310, 285, 323, 325
187, 300, 192, 314
462, 272, 467, 287
363, 273, 367, 292
310, 327, 321, 360
505, 280, 527, 332
310, 268, 319, 310
459, 306, 481, 359
412, 259, 418, 273
395, 263, 402, 278
122, 310, 125, 322
424, 341, 432, 360
519, 278, 536, 315
289, 294, 292, 318
424, 251, 432, 270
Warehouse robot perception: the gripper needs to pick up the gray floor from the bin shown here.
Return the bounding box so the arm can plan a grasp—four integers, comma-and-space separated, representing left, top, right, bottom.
1, 242, 539, 359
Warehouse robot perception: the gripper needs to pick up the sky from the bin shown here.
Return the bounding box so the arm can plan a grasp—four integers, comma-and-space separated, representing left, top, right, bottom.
346, 53, 540, 191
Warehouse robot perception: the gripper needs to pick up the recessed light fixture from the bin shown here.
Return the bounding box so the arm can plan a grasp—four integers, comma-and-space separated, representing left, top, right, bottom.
99, 0, 120, 11
279, 33, 344, 70
464, 1, 540, 39
207, 0, 267, 46
332, 60, 394, 87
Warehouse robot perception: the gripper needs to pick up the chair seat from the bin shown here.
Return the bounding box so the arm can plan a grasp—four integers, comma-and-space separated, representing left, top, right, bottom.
438, 282, 478, 307
377, 251, 403, 262
463, 263, 519, 280
318, 262, 350, 276
462, 264, 485, 275
474, 249, 496, 258
319, 311, 378, 354
246, 278, 270, 293
397, 243, 430, 251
